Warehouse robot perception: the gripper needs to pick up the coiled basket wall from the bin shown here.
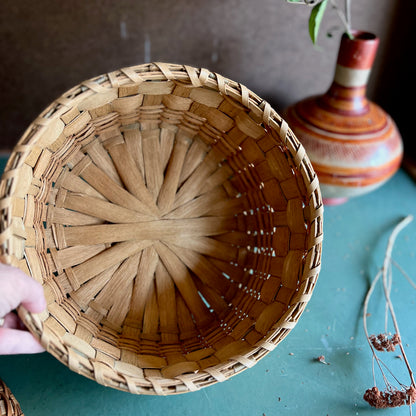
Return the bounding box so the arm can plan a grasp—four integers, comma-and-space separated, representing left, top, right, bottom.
0, 63, 323, 395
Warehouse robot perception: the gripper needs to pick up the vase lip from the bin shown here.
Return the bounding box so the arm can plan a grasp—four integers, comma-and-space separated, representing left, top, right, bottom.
337, 30, 379, 71
343, 30, 379, 42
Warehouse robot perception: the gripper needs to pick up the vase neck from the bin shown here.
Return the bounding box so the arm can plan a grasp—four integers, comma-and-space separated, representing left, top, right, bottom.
321, 31, 379, 114
321, 83, 368, 114
334, 32, 379, 87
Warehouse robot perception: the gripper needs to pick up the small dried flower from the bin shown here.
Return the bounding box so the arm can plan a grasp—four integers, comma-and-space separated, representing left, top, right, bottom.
316, 355, 330, 365
363, 386, 385, 408
363, 386, 416, 408
369, 333, 401, 352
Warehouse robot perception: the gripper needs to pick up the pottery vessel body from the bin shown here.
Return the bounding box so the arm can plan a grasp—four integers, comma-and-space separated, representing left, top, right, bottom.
285, 32, 403, 204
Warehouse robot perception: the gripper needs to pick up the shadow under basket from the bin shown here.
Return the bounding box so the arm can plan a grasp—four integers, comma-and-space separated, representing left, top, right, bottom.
0, 63, 323, 395
0, 379, 24, 416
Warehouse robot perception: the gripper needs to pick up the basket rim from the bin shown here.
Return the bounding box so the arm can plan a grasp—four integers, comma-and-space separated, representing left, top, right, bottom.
0, 378, 24, 416
0, 62, 323, 395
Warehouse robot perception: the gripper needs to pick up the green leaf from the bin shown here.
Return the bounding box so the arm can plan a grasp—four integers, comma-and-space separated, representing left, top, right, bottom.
308, 0, 328, 44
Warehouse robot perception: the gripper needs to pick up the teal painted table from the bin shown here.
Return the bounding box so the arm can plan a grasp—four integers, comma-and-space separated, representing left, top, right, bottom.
1, 154, 416, 415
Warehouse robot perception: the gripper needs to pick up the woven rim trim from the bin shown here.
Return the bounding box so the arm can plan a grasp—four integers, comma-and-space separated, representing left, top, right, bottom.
0, 379, 24, 416
0, 63, 323, 395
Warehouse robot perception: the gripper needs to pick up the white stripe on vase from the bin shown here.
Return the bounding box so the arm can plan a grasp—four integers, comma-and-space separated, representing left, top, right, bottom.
334, 65, 371, 88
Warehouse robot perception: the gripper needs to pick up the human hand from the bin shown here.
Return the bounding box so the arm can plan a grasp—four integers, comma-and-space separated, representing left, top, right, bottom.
0, 263, 46, 354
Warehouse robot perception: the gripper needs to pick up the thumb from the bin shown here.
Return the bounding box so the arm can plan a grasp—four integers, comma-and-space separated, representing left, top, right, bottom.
0, 264, 46, 317
0, 328, 45, 354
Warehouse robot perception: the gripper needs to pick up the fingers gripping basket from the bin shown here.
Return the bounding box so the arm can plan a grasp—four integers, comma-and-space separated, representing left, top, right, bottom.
0, 63, 323, 395
0, 379, 24, 416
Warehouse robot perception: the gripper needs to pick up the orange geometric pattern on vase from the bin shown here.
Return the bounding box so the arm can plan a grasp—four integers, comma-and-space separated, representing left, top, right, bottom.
312, 156, 403, 188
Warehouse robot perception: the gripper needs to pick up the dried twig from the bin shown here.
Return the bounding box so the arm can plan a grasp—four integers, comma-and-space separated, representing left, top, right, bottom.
382, 215, 415, 387
392, 259, 416, 290
363, 215, 415, 410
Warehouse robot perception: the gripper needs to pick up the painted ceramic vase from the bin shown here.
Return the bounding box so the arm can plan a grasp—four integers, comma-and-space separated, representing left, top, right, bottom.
285, 31, 403, 205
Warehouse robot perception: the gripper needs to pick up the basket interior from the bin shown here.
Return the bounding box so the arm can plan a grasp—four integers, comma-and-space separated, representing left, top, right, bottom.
0, 64, 322, 394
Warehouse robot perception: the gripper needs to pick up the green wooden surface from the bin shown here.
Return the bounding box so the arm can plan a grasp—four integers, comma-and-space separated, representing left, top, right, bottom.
0, 155, 415, 415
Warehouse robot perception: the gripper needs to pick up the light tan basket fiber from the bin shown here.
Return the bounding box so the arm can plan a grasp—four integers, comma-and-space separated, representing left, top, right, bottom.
0, 63, 323, 395
0, 379, 24, 416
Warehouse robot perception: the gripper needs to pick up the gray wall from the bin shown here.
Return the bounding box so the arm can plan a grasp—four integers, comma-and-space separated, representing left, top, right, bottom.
0, 0, 408, 155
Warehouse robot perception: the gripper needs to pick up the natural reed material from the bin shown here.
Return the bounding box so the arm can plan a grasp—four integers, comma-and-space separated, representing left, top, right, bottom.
0, 379, 24, 416
363, 215, 416, 410
0, 63, 323, 395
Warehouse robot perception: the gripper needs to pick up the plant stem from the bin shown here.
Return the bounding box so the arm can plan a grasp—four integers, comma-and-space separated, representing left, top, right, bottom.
329, 0, 352, 37
381, 215, 415, 387
384, 260, 392, 334
363, 215, 415, 392
392, 259, 416, 290
363, 270, 386, 378
345, 0, 351, 30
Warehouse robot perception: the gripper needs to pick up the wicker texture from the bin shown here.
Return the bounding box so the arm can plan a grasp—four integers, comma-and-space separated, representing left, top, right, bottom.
0, 63, 323, 395
0, 379, 24, 416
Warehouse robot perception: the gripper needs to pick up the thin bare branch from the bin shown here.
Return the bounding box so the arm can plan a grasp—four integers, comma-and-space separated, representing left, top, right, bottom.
363, 215, 415, 410
381, 215, 415, 387
392, 259, 416, 290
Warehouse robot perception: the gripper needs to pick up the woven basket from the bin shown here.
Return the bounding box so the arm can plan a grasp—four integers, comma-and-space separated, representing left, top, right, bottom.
0, 63, 323, 395
0, 379, 24, 416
